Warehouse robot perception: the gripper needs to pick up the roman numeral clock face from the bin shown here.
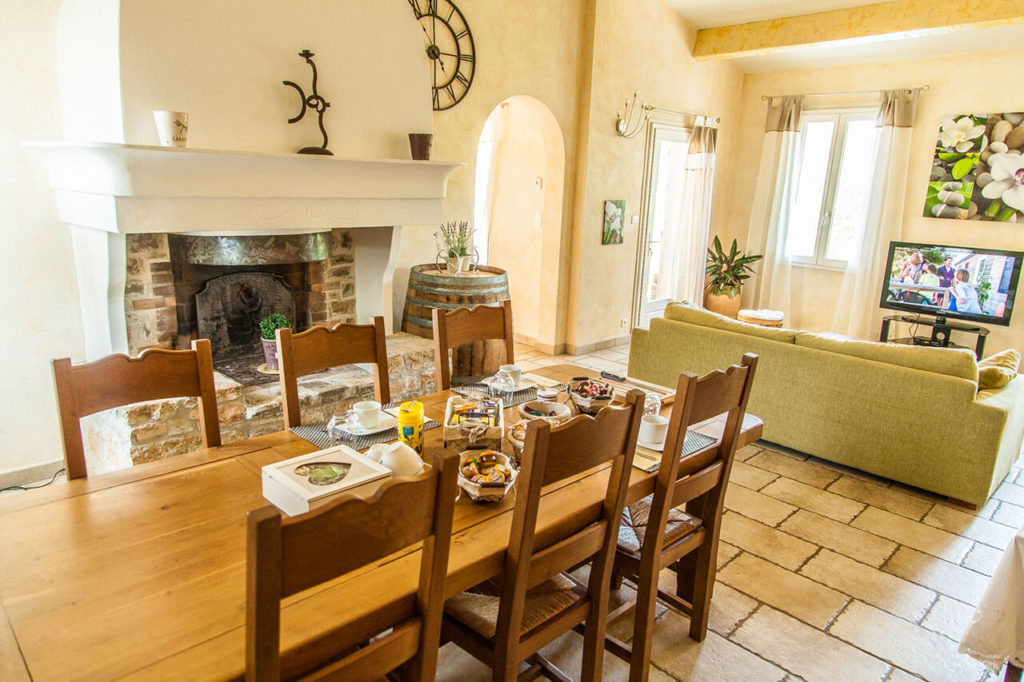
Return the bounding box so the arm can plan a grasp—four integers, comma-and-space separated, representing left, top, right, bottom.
409, 0, 475, 111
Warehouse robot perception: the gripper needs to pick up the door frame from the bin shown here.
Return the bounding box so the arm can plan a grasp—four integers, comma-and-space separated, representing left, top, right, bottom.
631, 121, 691, 328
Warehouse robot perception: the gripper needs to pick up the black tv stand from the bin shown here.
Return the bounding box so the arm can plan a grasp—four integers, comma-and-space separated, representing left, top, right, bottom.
879, 315, 988, 359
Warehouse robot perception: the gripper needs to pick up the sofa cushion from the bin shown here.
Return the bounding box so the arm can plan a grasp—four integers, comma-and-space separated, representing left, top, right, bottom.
663, 302, 797, 344
795, 331, 979, 382
978, 349, 1021, 389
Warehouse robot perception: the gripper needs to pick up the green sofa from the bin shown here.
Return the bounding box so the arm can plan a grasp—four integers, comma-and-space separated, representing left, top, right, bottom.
628, 302, 1024, 506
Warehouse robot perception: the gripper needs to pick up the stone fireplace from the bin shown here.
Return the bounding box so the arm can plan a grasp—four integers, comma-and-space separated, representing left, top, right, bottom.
125, 229, 360, 385
27, 143, 459, 472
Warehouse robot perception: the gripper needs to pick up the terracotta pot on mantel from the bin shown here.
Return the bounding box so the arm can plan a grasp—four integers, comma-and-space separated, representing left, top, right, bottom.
705, 292, 743, 319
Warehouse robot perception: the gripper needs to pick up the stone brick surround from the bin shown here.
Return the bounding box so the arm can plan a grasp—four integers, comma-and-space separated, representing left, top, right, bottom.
124, 229, 358, 356
80, 333, 436, 474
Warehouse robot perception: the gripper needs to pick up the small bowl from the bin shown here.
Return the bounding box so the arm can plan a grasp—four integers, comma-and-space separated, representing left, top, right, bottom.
567, 377, 615, 415
517, 400, 572, 422
457, 450, 518, 503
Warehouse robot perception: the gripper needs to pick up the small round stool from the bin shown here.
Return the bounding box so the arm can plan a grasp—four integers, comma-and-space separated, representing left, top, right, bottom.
737, 309, 785, 328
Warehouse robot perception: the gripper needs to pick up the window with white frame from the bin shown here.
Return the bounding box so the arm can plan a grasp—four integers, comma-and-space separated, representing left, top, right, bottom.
784, 108, 878, 268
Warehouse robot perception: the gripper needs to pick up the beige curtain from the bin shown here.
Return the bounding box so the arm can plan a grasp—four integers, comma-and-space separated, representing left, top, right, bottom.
678, 117, 718, 303
745, 96, 804, 313
832, 89, 919, 338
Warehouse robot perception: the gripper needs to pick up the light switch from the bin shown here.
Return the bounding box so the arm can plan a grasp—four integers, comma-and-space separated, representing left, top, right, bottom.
535, 176, 543, 189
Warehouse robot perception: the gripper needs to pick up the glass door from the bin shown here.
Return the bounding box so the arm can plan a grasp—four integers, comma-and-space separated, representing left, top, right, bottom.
633, 123, 690, 328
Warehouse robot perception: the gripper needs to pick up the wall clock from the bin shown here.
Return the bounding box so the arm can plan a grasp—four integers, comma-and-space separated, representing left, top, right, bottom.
408, 0, 476, 111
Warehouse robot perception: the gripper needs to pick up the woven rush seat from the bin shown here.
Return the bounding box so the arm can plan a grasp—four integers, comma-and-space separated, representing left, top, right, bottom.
617, 495, 702, 557
444, 574, 587, 640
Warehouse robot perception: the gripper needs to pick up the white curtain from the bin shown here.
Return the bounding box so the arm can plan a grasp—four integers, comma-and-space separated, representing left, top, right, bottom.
677, 117, 718, 303
746, 96, 804, 313
832, 89, 919, 338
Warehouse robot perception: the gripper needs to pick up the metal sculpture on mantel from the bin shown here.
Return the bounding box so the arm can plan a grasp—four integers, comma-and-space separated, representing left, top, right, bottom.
282, 49, 332, 155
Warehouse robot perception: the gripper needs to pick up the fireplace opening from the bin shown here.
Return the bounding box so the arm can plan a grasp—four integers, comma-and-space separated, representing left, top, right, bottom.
147, 231, 358, 387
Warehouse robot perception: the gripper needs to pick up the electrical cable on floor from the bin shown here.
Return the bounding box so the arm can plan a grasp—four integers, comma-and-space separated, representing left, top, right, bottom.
0, 468, 65, 492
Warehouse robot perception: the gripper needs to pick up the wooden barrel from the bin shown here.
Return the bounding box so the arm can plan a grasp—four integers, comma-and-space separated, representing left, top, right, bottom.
402, 265, 511, 377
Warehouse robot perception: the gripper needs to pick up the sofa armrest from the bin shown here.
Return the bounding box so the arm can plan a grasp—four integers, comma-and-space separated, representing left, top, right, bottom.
627, 327, 650, 380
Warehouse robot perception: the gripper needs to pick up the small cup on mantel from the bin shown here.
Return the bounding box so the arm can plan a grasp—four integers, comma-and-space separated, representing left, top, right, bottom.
408, 132, 432, 160
153, 110, 189, 147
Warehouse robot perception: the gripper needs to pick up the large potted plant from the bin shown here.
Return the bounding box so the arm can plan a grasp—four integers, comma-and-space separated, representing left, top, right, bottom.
705, 236, 763, 318
435, 220, 476, 275
259, 313, 292, 371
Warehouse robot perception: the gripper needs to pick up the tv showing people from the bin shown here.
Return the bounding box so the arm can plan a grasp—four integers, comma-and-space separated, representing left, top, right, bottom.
880, 241, 1022, 326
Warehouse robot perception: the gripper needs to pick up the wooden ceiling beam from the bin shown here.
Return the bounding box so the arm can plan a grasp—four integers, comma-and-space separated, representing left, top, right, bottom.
692, 0, 1024, 61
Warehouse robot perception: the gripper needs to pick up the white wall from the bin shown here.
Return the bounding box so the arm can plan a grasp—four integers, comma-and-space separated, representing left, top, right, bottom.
0, 0, 86, 480
117, 0, 432, 158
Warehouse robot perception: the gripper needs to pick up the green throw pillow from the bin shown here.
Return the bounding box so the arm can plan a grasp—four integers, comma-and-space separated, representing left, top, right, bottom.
978, 349, 1022, 389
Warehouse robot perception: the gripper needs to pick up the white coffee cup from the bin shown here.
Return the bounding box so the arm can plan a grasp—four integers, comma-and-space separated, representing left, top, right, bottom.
638, 414, 669, 447
365, 443, 390, 463
499, 364, 522, 388
153, 110, 189, 147
380, 442, 424, 477
353, 400, 381, 429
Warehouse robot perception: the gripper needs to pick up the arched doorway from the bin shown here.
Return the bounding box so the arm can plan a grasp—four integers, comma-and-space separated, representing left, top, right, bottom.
474, 96, 565, 350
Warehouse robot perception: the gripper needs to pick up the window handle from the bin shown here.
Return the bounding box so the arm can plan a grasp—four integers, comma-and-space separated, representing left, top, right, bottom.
820, 211, 832, 228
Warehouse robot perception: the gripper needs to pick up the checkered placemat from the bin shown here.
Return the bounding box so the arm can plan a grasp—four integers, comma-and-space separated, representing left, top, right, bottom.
290, 402, 441, 451
452, 382, 566, 408
632, 429, 717, 473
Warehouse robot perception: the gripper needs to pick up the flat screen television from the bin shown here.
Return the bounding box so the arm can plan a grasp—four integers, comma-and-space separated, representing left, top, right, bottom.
880, 241, 1022, 327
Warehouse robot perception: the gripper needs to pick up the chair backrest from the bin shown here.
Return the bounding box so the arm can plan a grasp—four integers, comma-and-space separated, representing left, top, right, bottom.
431, 300, 514, 390
648, 353, 759, 557
51, 339, 221, 480
246, 450, 459, 681
493, 389, 645, 654
276, 317, 390, 429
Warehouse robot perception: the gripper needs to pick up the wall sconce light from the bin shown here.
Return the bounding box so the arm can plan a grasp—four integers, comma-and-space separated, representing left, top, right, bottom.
616, 91, 652, 138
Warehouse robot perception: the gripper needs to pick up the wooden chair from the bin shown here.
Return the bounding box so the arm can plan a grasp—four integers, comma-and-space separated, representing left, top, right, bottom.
52, 339, 221, 480
246, 449, 459, 681
431, 300, 514, 390
276, 317, 390, 429
604, 354, 758, 682
442, 389, 645, 681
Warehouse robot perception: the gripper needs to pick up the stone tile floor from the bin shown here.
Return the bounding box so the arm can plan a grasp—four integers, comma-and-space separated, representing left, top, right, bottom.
436, 343, 1019, 681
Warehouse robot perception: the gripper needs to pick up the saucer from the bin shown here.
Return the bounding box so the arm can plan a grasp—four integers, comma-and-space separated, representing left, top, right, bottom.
481, 375, 538, 390
636, 437, 666, 452
333, 412, 398, 436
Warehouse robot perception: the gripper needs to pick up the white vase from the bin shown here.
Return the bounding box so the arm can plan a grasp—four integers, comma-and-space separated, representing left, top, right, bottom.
445, 255, 473, 275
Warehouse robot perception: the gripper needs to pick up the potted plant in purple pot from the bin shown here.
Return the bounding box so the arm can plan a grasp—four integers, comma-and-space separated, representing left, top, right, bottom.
259, 313, 292, 371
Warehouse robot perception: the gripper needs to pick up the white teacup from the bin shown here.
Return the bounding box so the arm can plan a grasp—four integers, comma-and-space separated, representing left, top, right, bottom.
353, 401, 381, 429
365, 443, 390, 463
499, 364, 522, 388
638, 414, 669, 447
380, 442, 424, 477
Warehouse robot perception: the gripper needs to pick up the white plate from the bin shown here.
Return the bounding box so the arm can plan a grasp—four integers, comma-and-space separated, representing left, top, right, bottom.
335, 412, 398, 436
636, 437, 666, 452
481, 375, 538, 390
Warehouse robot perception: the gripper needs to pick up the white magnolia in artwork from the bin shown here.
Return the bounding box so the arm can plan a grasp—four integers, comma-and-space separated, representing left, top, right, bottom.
925, 111, 1024, 222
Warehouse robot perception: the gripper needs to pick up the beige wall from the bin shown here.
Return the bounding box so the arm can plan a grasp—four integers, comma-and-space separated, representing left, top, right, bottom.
0, 0, 85, 478
484, 98, 565, 347
564, 0, 744, 351
418, 0, 588, 354
716, 47, 1024, 354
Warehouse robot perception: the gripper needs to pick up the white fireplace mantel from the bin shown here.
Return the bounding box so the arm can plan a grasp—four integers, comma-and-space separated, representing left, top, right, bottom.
26, 141, 462, 234
27, 141, 463, 358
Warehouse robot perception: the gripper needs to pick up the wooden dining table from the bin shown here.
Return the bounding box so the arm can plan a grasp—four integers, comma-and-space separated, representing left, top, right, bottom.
0, 364, 762, 681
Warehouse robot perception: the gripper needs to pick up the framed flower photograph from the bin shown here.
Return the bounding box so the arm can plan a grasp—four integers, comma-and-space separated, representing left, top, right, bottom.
603, 199, 625, 245
925, 112, 1024, 222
